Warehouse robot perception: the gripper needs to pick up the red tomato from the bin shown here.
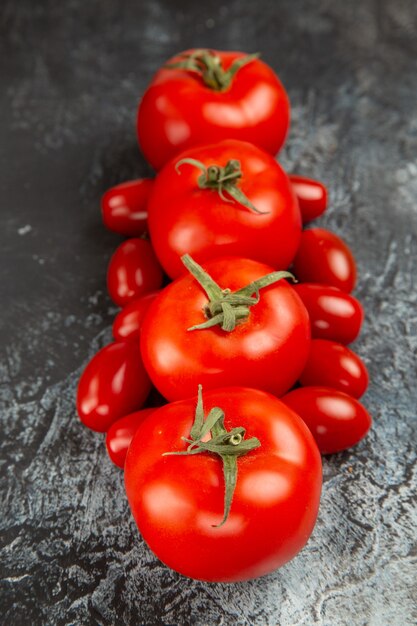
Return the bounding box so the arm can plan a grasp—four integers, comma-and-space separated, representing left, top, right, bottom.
137, 49, 290, 170
101, 179, 154, 236
299, 339, 369, 398
140, 256, 310, 401
293, 228, 357, 293
281, 387, 372, 454
76, 341, 151, 432
147, 139, 301, 279
293, 283, 363, 344
125, 387, 322, 581
289, 175, 327, 224
106, 408, 157, 468
112, 291, 160, 341
107, 238, 164, 307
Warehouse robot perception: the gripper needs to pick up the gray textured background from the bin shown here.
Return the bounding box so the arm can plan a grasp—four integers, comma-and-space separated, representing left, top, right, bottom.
1, 1, 416, 624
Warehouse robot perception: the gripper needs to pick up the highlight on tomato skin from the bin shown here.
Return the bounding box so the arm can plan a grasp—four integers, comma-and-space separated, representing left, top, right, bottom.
293, 228, 357, 293
293, 283, 364, 345
76, 340, 151, 432
281, 386, 372, 454
107, 238, 164, 307
299, 339, 369, 399
289, 175, 327, 224
106, 408, 157, 468
101, 179, 154, 236
124, 386, 322, 582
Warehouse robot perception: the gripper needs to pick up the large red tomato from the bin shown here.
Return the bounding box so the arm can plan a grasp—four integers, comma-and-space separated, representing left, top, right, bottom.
76, 341, 151, 432
140, 256, 310, 401
147, 139, 301, 279
125, 387, 322, 582
137, 49, 290, 170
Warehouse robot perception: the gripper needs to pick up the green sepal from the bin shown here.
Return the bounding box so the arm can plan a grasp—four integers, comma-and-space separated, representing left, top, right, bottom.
162, 385, 261, 527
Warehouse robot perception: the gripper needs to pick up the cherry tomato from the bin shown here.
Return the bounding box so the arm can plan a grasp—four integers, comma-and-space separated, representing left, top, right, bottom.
281, 387, 372, 454
107, 238, 164, 307
112, 291, 160, 341
106, 408, 157, 468
289, 175, 327, 224
140, 256, 310, 401
76, 341, 151, 432
125, 387, 322, 581
101, 179, 154, 236
147, 139, 301, 279
299, 339, 369, 398
293, 283, 363, 344
137, 49, 290, 171
293, 228, 357, 293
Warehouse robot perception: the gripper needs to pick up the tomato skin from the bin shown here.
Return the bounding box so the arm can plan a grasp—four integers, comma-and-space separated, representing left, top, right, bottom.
299, 339, 369, 398
107, 238, 164, 307
289, 175, 327, 224
101, 179, 154, 236
140, 257, 311, 402
124, 387, 322, 582
147, 139, 301, 279
137, 50, 290, 171
106, 408, 157, 468
293, 283, 363, 344
112, 290, 160, 341
76, 341, 151, 432
281, 387, 372, 454
293, 228, 357, 293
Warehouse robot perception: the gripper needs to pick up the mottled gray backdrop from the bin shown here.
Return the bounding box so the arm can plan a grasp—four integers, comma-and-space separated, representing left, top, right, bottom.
1, 1, 416, 624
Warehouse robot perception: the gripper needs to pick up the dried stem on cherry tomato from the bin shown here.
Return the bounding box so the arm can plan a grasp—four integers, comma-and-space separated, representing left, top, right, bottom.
181, 254, 295, 332
163, 385, 261, 527
165, 49, 259, 91
175, 157, 267, 214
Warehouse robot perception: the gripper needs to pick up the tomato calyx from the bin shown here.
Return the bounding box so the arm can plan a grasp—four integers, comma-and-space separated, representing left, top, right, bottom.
165, 49, 260, 91
182, 254, 295, 332
163, 385, 261, 527
175, 157, 266, 214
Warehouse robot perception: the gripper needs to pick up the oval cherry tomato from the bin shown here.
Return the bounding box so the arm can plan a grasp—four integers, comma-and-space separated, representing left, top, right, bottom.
289, 175, 327, 224
140, 256, 310, 401
293, 228, 357, 293
125, 387, 322, 581
76, 341, 151, 432
106, 408, 157, 468
137, 49, 290, 171
281, 387, 372, 454
107, 238, 164, 307
147, 139, 301, 279
299, 339, 369, 398
293, 283, 363, 344
112, 291, 160, 341
101, 179, 154, 236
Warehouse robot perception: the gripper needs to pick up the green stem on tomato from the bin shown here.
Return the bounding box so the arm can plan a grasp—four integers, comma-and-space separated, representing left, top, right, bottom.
163, 385, 261, 527
165, 49, 259, 91
175, 158, 267, 214
181, 254, 295, 332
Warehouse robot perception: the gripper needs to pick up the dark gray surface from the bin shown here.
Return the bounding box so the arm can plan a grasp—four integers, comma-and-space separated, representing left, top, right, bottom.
1, 1, 416, 624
